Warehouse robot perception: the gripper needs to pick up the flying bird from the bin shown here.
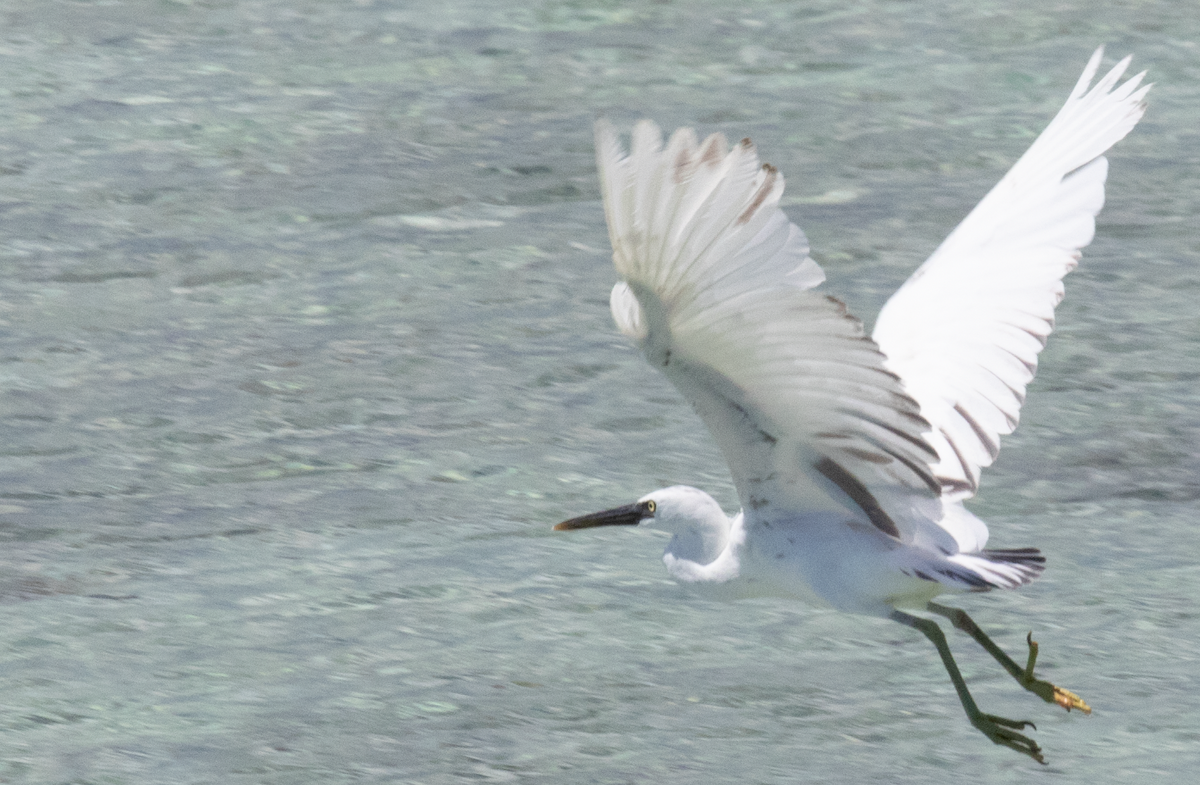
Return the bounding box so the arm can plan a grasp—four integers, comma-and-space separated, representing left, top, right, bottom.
554, 48, 1149, 762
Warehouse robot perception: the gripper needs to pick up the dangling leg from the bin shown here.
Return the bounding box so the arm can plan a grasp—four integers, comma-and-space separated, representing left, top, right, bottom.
890, 609, 1045, 763
926, 601, 1091, 714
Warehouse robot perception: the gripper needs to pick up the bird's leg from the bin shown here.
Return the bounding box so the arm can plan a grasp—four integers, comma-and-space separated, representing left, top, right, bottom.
926, 601, 1091, 714
890, 609, 1045, 763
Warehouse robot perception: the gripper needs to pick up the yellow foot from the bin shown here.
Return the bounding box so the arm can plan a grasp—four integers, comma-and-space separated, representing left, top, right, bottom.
1053, 685, 1091, 714
1023, 632, 1092, 714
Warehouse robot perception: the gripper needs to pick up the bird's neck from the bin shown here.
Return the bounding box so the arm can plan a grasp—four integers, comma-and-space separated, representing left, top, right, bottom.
665, 517, 731, 567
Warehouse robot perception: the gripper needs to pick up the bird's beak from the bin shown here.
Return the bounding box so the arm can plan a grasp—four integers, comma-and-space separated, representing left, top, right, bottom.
554, 501, 652, 531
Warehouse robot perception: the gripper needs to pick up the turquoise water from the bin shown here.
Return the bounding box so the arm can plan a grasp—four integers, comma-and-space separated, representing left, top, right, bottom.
2, 1, 1199, 781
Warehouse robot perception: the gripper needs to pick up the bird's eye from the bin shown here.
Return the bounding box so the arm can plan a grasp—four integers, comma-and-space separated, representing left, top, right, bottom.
645, 500, 656, 513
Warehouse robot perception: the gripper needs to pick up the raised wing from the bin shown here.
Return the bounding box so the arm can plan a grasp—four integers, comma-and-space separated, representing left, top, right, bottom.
595, 120, 952, 551
872, 48, 1150, 499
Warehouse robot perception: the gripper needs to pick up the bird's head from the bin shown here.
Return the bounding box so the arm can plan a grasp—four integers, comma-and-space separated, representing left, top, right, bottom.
554, 485, 729, 536
555, 486, 735, 571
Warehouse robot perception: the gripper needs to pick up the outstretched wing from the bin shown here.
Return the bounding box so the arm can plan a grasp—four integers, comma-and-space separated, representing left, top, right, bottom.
872, 48, 1150, 499
596, 120, 952, 552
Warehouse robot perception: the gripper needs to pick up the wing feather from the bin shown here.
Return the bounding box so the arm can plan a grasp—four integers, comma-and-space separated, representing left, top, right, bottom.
596, 120, 950, 550
873, 48, 1150, 498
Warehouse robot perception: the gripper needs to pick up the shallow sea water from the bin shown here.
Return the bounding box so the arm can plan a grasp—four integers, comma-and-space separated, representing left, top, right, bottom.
2, 1, 1200, 782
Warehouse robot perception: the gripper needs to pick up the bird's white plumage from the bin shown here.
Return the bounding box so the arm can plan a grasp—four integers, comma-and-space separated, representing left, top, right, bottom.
562, 52, 1141, 757
873, 49, 1150, 499
586, 48, 1147, 614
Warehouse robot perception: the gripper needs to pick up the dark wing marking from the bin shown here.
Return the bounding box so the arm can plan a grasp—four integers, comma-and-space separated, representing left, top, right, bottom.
935, 566, 991, 589
982, 547, 1046, 567
813, 456, 901, 539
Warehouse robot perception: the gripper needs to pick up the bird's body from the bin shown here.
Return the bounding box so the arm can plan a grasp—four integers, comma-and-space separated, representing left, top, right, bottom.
555, 49, 1149, 762
585, 484, 1033, 614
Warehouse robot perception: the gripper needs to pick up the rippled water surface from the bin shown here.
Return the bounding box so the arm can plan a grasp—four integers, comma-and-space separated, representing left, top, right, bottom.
3, 1, 1200, 782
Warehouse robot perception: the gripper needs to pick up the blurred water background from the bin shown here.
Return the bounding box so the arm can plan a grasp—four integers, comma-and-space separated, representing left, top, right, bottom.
2, 1, 1199, 782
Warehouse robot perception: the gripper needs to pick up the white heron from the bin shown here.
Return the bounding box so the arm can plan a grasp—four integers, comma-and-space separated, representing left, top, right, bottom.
554, 48, 1149, 763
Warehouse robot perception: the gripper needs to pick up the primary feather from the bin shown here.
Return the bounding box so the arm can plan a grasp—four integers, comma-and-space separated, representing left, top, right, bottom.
873, 48, 1151, 499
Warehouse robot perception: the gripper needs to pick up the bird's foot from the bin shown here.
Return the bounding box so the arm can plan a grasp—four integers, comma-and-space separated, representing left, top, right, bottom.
1021, 633, 1092, 714
972, 712, 1044, 764
1049, 685, 1091, 713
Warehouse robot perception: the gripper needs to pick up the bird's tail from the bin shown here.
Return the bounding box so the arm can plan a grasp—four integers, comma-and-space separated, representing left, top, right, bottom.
946, 548, 1046, 591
